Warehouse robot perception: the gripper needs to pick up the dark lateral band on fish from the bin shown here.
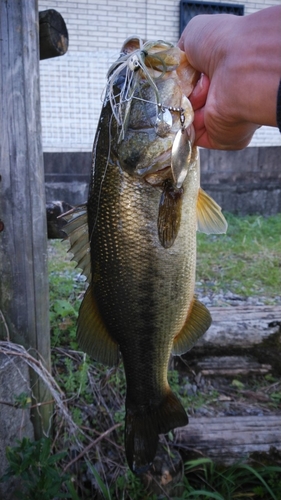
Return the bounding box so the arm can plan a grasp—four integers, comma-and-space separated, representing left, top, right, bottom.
62, 36, 227, 474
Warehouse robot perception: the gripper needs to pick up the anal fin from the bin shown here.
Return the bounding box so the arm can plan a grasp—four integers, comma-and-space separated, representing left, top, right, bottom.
77, 284, 119, 366
172, 298, 211, 355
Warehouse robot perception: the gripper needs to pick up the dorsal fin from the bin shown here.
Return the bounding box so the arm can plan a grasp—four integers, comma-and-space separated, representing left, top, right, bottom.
172, 298, 211, 355
61, 204, 91, 282
197, 188, 228, 234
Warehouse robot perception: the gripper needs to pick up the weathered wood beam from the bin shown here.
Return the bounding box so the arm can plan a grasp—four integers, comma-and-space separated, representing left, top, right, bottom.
39, 9, 68, 60
0, 0, 51, 438
202, 306, 281, 347
195, 355, 272, 377
179, 305, 281, 374
174, 415, 281, 465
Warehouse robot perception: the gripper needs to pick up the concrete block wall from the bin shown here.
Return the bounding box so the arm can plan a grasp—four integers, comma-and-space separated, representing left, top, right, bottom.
43, 146, 281, 215
39, 0, 281, 152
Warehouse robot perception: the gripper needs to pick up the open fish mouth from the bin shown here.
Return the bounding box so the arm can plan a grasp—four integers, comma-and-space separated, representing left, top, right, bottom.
137, 150, 172, 179
144, 164, 172, 187
138, 124, 196, 188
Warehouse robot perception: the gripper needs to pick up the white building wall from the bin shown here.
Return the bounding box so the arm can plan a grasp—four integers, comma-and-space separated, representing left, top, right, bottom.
39, 0, 281, 152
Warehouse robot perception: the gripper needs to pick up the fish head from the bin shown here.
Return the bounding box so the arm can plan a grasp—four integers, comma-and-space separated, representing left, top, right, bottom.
107, 37, 199, 187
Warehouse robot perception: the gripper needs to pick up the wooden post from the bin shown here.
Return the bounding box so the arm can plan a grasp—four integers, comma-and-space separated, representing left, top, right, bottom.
39, 9, 69, 60
0, 0, 51, 437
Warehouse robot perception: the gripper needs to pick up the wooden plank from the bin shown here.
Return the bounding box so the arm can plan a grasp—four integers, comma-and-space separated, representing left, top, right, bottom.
195, 355, 272, 376
179, 306, 281, 357
201, 305, 281, 347
177, 305, 281, 375
174, 415, 281, 465
0, 0, 51, 437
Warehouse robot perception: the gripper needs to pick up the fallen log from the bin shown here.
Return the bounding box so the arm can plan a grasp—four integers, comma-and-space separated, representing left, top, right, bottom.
195, 355, 272, 377
174, 415, 281, 466
200, 305, 281, 347
180, 305, 281, 374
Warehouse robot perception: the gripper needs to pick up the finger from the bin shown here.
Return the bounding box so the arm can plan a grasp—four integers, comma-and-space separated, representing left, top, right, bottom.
197, 128, 257, 150
191, 108, 211, 148
178, 15, 215, 74
192, 107, 205, 134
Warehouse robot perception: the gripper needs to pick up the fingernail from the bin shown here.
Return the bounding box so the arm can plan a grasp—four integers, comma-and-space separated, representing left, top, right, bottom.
192, 73, 204, 97
198, 73, 205, 89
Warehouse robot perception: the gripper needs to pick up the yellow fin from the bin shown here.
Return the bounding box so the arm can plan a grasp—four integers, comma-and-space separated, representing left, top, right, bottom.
77, 284, 119, 366
172, 298, 211, 355
61, 204, 91, 282
197, 188, 228, 234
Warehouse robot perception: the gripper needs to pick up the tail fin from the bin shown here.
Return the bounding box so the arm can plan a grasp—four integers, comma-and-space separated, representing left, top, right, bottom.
125, 388, 188, 474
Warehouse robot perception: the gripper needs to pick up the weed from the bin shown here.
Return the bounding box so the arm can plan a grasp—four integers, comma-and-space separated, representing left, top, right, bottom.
0, 437, 76, 500
174, 458, 281, 499
13, 391, 32, 409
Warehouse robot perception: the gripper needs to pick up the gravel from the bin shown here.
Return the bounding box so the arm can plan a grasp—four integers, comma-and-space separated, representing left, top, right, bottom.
195, 285, 281, 308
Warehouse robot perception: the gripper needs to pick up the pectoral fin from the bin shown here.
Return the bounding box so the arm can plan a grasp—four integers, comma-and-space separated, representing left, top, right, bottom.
172, 298, 211, 355
61, 204, 92, 282
77, 284, 120, 366
158, 182, 183, 248
197, 188, 228, 234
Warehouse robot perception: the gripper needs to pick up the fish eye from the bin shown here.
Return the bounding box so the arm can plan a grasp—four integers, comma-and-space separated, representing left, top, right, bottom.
128, 55, 140, 72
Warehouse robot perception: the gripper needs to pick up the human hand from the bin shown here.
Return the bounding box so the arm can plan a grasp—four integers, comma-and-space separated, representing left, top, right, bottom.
178, 7, 281, 150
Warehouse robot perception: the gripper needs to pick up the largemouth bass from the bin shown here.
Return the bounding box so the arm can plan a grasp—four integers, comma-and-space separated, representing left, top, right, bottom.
63, 37, 227, 473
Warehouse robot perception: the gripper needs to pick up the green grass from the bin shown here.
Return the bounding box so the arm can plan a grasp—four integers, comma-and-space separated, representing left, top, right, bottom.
196, 213, 281, 299
48, 213, 281, 302
177, 458, 281, 500
48, 240, 86, 350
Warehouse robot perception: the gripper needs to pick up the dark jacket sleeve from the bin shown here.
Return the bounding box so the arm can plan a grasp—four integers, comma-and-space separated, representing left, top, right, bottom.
277, 79, 281, 133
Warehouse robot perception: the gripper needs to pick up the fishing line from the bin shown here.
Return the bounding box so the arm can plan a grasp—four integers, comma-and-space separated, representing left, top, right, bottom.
131, 95, 185, 117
